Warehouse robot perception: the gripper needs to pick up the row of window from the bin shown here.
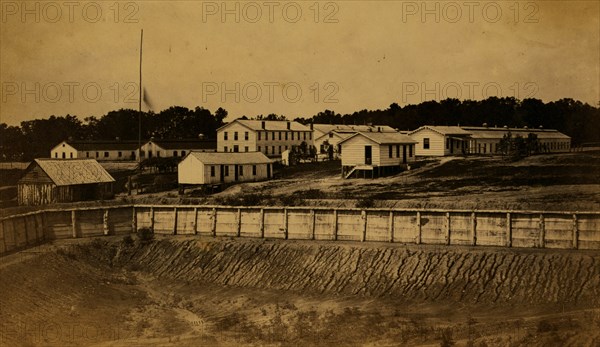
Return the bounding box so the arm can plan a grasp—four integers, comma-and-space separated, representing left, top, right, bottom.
387, 144, 413, 158
139, 150, 187, 158
222, 145, 290, 155
223, 131, 312, 141
210, 165, 258, 177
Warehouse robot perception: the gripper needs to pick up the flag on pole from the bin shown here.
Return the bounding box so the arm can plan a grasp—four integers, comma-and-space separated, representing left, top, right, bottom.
143, 87, 154, 112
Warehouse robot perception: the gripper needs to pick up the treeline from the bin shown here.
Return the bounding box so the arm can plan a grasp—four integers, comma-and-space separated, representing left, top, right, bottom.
1, 97, 598, 161
0, 106, 228, 161
296, 97, 599, 146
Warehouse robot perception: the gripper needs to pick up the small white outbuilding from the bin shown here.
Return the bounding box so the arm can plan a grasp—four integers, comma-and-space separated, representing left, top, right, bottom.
178, 151, 273, 185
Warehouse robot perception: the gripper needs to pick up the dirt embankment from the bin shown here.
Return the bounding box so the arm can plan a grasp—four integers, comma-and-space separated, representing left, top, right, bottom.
2, 238, 600, 346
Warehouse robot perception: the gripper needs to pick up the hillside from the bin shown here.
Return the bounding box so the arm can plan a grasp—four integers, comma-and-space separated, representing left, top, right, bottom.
1, 237, 599, 346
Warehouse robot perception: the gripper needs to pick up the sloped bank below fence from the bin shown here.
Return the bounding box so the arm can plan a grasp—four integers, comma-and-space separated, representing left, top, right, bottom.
1, 205, 600, 255
107, 238, 600, 305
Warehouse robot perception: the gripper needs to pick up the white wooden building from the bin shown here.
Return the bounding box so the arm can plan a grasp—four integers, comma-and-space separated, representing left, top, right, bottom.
50, 140, 140, 161
217, 119, 313, 158
339, 131, 417, 179
462, 126, 571, 154
408, 125, 572, 156
139, 139, 216, 160
313, 124, 397, 159
408, 126, 472, 156
178, 151, 273, 185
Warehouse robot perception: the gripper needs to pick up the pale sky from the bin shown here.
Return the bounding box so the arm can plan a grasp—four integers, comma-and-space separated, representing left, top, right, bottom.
1, 0, 598, 125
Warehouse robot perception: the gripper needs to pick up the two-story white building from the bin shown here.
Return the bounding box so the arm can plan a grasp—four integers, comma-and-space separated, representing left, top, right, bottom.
217, 119, 313, 158
339, 131, 417, 179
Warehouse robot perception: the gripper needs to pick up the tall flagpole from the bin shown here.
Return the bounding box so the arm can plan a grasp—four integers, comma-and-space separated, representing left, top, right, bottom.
138, 29, 143, 164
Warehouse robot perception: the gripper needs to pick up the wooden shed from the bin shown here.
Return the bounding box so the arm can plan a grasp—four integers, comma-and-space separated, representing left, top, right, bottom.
339, 131, 417, 179
178, 151, 273, 185
18, 159, 115, 206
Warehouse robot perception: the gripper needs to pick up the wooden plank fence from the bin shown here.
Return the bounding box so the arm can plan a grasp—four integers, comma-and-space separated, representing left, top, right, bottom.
1, 205, 599, 255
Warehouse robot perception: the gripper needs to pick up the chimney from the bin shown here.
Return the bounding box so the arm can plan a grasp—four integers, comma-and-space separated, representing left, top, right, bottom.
287, 121, 291, 130
261, 121, 266, 129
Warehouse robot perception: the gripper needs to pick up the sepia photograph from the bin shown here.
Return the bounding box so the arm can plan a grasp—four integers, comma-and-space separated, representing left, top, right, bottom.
1, 0, 599, 346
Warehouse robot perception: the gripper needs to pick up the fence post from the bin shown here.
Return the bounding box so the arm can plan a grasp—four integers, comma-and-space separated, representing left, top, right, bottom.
23, 216, 29, 245
506, 212, 512, 247
132, 206, 137, 233
361, 210, 367, 242
193, 207, 198, 235
572, 214, 578, 249
237, 208, 242, 237
539, 214, 545, 248
471, 212, 477, 246
388, 211, 394, 243
211, 208, 217, 237
259, 208, 265, 238
445, 212, 451, 245
150, 207, 155, 231
310, 209, 316, 240
332, 209, 338, 241
283, 208, 288, 240
415, 211, 421, 244
71, 210, 77, 238
41, 212, 47, 241
173, 207, 178, 235
103, 209, 109, 235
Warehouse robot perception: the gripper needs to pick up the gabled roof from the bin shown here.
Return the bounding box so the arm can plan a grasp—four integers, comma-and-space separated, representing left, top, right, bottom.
339, 131, 417, 145
461, 127, 571, 140
148, 139, 217, 150
55, 140, 141, 151
24, 159, 115, 186
408, 126, 471, 136
313, 124, 397, 134
183, 151, 273, 165
217, 119, 310, 132
314, 131, 353, 142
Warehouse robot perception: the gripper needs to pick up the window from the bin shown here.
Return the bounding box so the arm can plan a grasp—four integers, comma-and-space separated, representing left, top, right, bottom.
279, 132, 282, 140
239, 166, 244, 176
245, 146, 249, 152
285, 145, 288, 150
396, 145, 400, 158
104, 152, 109, 158
234, 132, 238, 140
173, 151, 178, 157
156, 151, 161, 157
291, 132, 295, 140
272, 146, 275, 154
224, 132, 228, 140
54, 153, 58, 158
70, 153, 73, 158
252, 165, 257, 175
309, 133, 312, 140
303, 132, 306, 140
258, 146, 262, 153
62, 152, 66, 159
132, 151, 136, 158
423, 138, 430, 149
329, 133, 333, 138
86, 152, 90, 158
258, 132, 261, 140
389, 145, 393, 158
272, 132, 275, 140
181, 151, 186, 156
96, 152, 99, 158
278, 146, 281, 154
225, 166, 229, 176
233, 145, 239, 152
244, 131, 249, 140
483, 144, 486, 154
409, 145, 413, 157
210, 166, 215, 177
117, 151, 122, 158
224, 146, 228, 152
285, 132, 288, 140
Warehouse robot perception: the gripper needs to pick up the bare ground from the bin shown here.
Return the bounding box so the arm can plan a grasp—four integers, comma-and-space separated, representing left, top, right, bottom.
1, 237, 599, 346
